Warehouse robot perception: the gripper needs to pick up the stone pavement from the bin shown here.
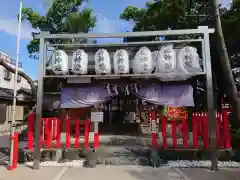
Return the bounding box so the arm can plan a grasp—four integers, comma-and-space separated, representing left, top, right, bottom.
1, 165, 240, 180
0, 166, 185, 180
178, 168, 240, 180
0, 166, 64, 180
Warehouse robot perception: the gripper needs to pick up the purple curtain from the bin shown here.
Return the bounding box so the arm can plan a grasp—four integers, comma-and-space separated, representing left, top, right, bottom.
133, 84, 194, 107
60, 84, 194, 108
60, 85, 113, 108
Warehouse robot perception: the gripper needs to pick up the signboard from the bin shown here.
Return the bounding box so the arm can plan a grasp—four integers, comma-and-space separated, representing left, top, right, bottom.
151, 119, 157, 133
91, 112, 104, 122
164, 106, 187, 120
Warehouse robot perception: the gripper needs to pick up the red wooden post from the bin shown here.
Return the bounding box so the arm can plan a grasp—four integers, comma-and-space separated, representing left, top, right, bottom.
161, 116, 168, 149
8, 133, 18, 170
93, 122, 99, 149
40, 118, 43, 148
75, 119, 80, 148
202, 112, 209, 149
215, 112, 220, 148
84, 118, 89, 148
27, 113, 34, 150
197, 113, 202, 137
44, 118, 49, 145
192, 113, 198, 149
218, 113, 224, 148
56, 118, 61, 148
13, 132, 18, 169
182, 117, 188, 149
222, 110, 231, 149
151, 110, 158, 148
66, 115, 71, 148
171, 120, 177, 149
52, 117, 57, 139
46, 118, 53, 148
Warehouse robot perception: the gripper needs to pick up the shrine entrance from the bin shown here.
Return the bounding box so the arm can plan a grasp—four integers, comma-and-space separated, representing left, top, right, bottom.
99, 94, 142, 135
19, 26, 225, 171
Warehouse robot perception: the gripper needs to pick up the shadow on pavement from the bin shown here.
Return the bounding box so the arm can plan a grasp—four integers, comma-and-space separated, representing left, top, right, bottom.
125, 168, 171, 180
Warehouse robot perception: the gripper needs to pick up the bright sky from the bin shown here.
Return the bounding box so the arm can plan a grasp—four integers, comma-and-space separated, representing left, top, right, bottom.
0, 0, 231, 80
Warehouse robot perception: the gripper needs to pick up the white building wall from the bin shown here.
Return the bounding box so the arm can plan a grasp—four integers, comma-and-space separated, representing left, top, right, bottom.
0, 51, 31, 90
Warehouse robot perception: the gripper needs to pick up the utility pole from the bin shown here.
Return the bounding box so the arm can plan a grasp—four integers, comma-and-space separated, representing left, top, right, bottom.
9, 0, 23, 168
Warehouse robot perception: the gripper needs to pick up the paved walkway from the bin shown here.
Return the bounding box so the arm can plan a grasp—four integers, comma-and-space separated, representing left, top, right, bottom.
1, 165, 240, 180
179, 168, 240, 180
0, 166, 65, 180
0, 166, 184, 180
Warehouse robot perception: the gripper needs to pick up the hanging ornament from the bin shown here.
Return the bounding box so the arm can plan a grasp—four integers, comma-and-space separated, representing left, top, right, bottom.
71, 49, 88, 75
113, 49, 129, 74
51, 50, 68, 74
106, 84, 111, 95
134, 84, 139, 93
114, 85, 118, 95
156, 44, 176, 73
178, 46, 202, 73
133, 46, 153, 74
125, 84, 130, 95
94, 49, 111, 74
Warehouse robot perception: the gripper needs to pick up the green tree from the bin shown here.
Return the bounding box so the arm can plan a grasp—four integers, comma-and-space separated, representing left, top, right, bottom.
22, 0, 96, 59
120, 0, 214, 41
212, 0, 240, 127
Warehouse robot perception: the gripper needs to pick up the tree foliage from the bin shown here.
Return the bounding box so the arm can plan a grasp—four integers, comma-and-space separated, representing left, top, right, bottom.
221, 1, 240, 63
121, 0, 204, 30
22, 0, 96, 58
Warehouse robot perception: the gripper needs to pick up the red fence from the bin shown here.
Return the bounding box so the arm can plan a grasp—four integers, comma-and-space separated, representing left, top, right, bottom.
27, 110, 231, 151
150, 110, 231, 150
27, 114, 99, 150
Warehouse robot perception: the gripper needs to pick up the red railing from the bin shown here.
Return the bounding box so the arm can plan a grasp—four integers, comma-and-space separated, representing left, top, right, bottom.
150, 110, 231, 150
27, 114, 99, 150
27, 110, 231, 151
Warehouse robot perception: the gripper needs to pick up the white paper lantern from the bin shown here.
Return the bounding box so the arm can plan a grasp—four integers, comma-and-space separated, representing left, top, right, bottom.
133, 46, 153, 74
113, 49, 129, 74
51, 50, 68, 74
71, 49, 88, 75
156, 44, 176, 73
94, 49, 111, 74
178, 46, 202, 73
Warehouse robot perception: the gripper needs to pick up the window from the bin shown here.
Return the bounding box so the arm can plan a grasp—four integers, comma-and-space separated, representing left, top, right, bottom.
17, 75, 21, 83
4, 69, 12, 81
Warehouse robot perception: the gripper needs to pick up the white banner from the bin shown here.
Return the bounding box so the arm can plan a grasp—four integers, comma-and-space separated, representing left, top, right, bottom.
91, 112, 104, 122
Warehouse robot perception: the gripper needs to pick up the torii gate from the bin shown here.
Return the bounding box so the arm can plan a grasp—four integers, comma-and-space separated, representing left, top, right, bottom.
31, 26, 217, 170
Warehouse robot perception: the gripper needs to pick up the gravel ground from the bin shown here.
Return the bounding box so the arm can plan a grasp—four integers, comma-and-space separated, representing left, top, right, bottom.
1, 128, 240, 170
24, 135, 240, 168
95, 135, 150, 165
